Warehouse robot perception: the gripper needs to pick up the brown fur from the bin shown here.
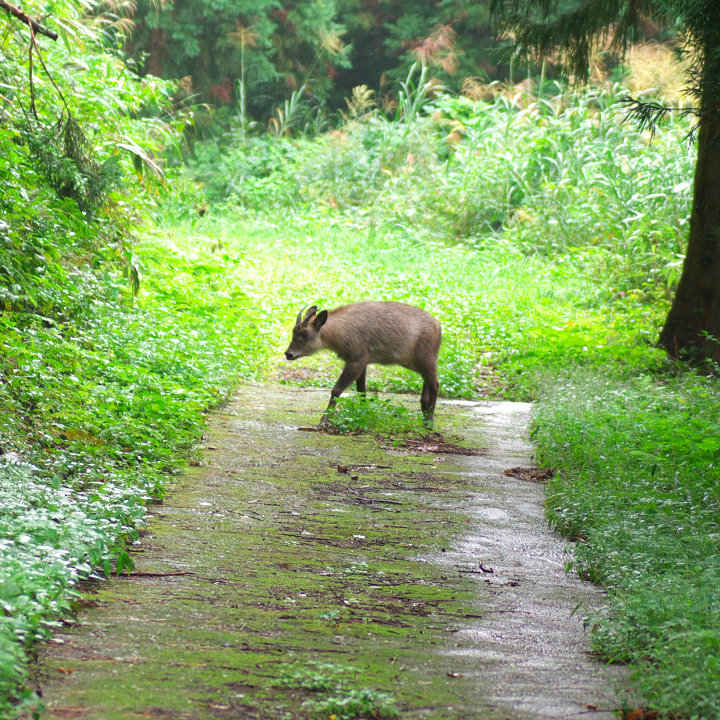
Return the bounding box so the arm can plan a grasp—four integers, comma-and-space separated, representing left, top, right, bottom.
285, 301, 442, 422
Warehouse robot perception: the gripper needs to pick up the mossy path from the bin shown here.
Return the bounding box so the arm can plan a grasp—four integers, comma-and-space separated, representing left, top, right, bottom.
31, 384, 627, 719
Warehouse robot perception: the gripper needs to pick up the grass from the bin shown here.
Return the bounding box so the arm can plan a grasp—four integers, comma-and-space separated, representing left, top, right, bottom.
323, 395, 430, 436
1, 78, 718, 719
533, 370, 720, 718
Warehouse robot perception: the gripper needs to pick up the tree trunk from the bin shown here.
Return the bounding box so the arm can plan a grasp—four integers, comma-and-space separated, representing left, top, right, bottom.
658, 77, 720, 363
146, 28, 167, 78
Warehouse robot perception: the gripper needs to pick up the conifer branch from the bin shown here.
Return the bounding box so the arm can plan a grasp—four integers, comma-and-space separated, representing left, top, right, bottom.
620, 96, 699, 140
492, 0, 647, 81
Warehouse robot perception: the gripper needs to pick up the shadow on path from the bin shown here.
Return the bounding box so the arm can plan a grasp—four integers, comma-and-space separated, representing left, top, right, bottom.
31, 384, 627, 719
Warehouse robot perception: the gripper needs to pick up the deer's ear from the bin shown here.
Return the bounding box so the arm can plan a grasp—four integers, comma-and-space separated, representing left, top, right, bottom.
313, 310, 328, 329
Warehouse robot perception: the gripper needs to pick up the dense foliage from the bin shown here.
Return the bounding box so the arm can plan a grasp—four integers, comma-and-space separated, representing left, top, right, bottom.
493, 0, 720, 362
127, 0, 502, 118
535, 371, 720, 718
330, 0, 497, 99
189, 74, 692, 311
1, 3, 718, 718
128, 0, 350, 122
0, 0, 184, 712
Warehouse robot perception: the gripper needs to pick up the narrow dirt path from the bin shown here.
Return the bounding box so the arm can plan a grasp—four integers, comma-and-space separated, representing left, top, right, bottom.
31, 384, 627, 719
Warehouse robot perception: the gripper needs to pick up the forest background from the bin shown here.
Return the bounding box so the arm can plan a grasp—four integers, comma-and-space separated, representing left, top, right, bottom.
1, 0, 718, 719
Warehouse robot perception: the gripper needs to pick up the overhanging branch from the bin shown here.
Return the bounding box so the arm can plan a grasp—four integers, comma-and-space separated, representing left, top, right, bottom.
620, 96, 699, 140
0, 0, 58, 41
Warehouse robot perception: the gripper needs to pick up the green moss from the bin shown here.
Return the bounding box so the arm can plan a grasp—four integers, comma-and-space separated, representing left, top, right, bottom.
36, 386, 493, 719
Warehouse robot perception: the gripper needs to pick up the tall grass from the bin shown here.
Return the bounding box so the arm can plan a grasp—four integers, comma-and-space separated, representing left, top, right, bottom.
188, 81, 693, 301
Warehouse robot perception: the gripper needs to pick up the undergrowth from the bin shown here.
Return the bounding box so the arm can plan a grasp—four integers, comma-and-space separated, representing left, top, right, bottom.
0, 269, 261, 714
534, 370, 720, 718
188, 78, 693, 305
2, 64, 717, 720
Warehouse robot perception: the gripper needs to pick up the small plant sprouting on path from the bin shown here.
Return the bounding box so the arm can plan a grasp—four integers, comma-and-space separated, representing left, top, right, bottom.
324, 395, 428, 437
274, 660, 352, 693
273, 661, 399, 719
319, 395, 484, 456
304, 688, 399, 720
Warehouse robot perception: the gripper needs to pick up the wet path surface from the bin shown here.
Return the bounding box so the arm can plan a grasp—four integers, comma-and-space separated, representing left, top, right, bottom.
32, 385, 626, 719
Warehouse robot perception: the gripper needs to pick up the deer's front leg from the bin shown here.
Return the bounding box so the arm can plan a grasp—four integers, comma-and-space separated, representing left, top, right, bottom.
319, 359, 367, 426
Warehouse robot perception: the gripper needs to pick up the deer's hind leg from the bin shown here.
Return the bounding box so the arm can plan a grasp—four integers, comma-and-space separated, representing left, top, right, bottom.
419, 368, 439, 424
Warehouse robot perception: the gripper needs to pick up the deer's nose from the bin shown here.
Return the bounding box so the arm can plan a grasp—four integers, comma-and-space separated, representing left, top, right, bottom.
285, 351, 294, 360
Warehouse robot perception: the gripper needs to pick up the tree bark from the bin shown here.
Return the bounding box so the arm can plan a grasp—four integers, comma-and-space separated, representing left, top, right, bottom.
146, 28, 167, 78
0, 0, 58, 40
658, 67, 720, 363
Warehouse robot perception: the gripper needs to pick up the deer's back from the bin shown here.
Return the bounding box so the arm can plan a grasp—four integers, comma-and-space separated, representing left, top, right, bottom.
321, 301, 441, 370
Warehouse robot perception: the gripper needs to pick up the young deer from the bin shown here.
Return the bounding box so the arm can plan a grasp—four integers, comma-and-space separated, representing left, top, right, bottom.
284, 302, 441, 424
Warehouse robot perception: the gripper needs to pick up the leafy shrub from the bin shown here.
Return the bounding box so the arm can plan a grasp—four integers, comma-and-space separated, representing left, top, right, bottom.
0, 2, 184, 711
27, 118, 124, 215
0, 228, 270, 713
